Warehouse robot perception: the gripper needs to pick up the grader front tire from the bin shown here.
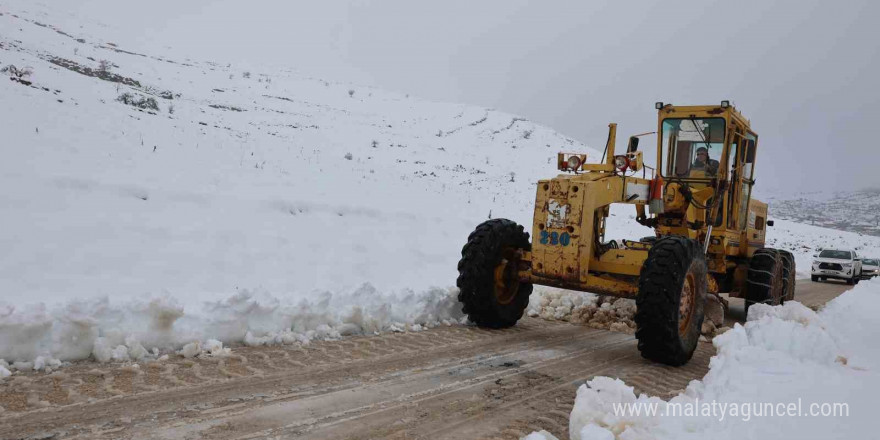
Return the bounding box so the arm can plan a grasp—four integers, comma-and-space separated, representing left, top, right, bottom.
635, 236, 707, 366
456, 219, 532, 329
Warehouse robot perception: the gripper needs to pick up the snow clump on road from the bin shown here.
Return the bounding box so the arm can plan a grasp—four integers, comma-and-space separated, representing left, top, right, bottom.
528, 288, 637, 334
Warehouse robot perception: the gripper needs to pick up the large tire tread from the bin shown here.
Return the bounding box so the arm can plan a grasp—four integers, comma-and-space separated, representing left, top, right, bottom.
456, 219, 532, 328
635, 236, 706, 366
779, 250, 796, 303
745, 248, 785, 315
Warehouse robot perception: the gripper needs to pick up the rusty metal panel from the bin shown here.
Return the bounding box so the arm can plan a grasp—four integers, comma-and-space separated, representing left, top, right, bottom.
532, 177, 583, 282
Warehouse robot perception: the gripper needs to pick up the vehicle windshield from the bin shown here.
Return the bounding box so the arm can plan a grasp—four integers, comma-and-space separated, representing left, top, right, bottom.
661, 118, 726, 179
864, 259, 879, 266
819, 250, 852, 260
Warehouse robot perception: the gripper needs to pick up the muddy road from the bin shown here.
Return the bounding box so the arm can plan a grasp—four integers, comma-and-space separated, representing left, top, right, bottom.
0, 279, 851, 440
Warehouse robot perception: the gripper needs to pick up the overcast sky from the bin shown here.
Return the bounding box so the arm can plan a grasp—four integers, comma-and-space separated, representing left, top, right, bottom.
76, 0, 880, 193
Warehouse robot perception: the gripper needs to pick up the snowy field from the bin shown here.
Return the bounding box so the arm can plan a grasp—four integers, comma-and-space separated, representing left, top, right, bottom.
2, 0, 880, 374
528, 278, 880, 440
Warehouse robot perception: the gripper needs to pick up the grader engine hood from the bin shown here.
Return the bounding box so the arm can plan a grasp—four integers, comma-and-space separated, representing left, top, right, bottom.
532, 178, 583, 282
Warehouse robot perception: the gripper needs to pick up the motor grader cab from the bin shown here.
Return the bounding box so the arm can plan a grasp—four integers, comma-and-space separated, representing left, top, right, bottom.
456, 101, 794, 366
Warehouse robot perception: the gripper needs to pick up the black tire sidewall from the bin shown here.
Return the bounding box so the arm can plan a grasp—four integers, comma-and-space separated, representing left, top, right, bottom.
635, 236, 707, 366
457, 219, 532, 328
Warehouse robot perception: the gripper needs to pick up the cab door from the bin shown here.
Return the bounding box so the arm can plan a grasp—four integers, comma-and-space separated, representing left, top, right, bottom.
725, 129, 746, 255
739, 133, 758, 255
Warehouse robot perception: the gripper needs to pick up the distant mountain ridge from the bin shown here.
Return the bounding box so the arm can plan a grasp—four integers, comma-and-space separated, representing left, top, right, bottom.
766, 189, 880, 237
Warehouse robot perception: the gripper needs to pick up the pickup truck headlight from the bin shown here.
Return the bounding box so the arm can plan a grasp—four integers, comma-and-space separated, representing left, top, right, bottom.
842, 263, 853, 268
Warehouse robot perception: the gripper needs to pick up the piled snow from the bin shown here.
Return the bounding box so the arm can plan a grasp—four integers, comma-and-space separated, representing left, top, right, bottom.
527, 288, 637, 334
0, 359, 11, 379
527, 279, 880, 439
0, 286, 468, 367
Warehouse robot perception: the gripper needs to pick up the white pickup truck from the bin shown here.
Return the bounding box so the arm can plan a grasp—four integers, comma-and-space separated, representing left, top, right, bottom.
862, 258, 879, 279
811, 249, 863, 285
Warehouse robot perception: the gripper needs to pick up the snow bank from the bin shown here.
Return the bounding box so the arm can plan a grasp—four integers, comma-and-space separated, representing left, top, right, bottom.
527, 278, 880, 439
0, 285, 465, 368
0, 359, 11, 379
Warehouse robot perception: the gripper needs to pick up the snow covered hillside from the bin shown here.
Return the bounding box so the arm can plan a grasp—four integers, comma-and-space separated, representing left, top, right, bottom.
764, 189, 880, 237
0, 2, 593, 366
1, 1, 879, 369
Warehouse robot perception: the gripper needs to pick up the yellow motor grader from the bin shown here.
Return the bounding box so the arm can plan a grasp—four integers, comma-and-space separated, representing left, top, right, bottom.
456, 102, 794, 366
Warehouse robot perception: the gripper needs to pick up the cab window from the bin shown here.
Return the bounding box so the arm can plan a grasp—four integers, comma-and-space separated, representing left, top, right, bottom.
742, 133, 757, 181
661, 118, 726, 179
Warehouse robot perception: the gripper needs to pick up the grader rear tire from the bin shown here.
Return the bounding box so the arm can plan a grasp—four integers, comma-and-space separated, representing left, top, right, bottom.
745, 248, 785, 316
779, 250, 796, 303
635, 236, 706, 366
456, 219, 532, 328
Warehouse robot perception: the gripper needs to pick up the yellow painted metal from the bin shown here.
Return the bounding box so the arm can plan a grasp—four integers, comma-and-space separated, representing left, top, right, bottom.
663, 182, 688, 211
707, 274, 719, 294
744, 199, 768, 258
528, 272, 640, 299
628, 151, 644, 171
531, 169, 652, 294
589, 260, 642, 277
581, 164, 616, 172
605, 123, 618, 166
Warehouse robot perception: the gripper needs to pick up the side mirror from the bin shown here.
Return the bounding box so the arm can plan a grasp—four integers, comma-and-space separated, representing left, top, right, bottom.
627, 136, 639, 153
766, 220, 774, 227
812, 254, 818, 258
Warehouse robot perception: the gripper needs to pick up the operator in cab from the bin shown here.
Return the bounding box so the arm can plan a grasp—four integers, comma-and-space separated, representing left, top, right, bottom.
691, 146, 719, 177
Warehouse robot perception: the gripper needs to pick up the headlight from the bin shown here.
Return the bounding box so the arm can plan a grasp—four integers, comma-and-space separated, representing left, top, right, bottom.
613, 155, 629, 171
567, 155, 582, 171
842, 263, 853, 268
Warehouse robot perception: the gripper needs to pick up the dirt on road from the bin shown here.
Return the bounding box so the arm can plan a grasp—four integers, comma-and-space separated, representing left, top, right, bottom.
0, 279, 851, 440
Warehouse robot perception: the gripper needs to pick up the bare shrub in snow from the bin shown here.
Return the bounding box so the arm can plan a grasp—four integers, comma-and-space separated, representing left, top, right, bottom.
344, 153, 353, 160
117, 92, 159, 111
2, 64, 33, 80
242, 71, 251, 79
348, 89, 355, 97
97, 59, 111, 73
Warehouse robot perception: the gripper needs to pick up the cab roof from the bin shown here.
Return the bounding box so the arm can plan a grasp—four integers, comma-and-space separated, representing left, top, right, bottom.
658, 104, 752, 131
